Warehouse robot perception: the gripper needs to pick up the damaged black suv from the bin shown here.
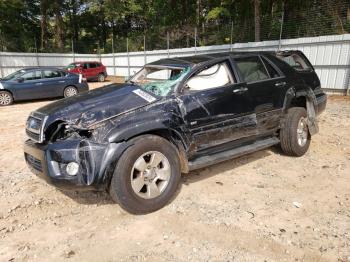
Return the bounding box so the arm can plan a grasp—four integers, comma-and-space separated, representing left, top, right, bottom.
24, 51, 327, 214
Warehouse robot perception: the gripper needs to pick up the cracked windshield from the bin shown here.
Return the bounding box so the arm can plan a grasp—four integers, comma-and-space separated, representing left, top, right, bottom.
131, 66, 190, 96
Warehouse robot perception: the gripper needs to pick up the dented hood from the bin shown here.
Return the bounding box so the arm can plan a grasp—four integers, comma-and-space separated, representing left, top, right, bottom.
37, 83, 159, 128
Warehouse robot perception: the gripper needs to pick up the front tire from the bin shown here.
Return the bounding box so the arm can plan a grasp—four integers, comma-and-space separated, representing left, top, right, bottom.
280, 107, 310, 156
109, 135, 181, 214
0, 91, 13, 106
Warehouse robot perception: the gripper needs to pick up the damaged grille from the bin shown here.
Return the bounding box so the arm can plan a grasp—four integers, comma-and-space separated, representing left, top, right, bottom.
25, 153, 43, 172
26, 112, 48, 143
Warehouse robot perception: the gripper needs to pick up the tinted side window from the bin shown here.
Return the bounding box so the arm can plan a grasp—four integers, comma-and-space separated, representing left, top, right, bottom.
277, 54, 311, 71
262, 57, 280, 78
235, 56, 269, 83
43, 70, 61, 79
89, 63, 97, 68
83, 63, 88, 69
21, 71, 42, 81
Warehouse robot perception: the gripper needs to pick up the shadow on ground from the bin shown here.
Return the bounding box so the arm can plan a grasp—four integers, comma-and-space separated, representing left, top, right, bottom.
62, 147, 277, 207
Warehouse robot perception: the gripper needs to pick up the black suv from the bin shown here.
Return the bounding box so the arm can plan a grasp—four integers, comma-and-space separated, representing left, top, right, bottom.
24, 51, 327, 214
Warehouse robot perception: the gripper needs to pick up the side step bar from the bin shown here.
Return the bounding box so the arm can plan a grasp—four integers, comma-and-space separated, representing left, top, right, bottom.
188, 137, 280, 171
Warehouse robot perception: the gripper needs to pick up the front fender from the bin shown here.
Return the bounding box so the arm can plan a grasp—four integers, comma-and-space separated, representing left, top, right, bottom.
106, 119, 187, 145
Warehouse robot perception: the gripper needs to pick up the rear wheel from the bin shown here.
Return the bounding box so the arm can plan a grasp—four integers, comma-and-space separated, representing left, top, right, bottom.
97, 73, 105, 82
63, 86, 78, 98
109, 135, 181, 214
280, 107, 310, 156
0, 91, 13, 106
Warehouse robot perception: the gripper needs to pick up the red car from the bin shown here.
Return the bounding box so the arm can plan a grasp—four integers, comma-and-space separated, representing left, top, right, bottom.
66, 61, 107, 82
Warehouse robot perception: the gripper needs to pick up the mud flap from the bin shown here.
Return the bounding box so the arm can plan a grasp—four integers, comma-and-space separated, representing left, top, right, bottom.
306, 98, 319, 135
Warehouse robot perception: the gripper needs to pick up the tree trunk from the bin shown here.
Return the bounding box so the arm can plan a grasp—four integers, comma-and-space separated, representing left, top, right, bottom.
254, 0, 261, 42
40, 0, 48, 51
53, 0, 64, 51
71, 0, 79, 43
196, 0, 201, 26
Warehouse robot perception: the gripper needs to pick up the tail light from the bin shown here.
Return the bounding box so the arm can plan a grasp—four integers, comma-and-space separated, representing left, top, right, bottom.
78, 74, 87, 83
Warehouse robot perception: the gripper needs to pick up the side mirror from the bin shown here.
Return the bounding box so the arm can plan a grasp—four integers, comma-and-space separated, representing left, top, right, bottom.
180, 84, 190, 94
17, 77, 24, 83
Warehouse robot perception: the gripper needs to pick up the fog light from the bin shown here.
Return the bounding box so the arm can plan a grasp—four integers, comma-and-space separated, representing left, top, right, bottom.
66, 162, 79, 176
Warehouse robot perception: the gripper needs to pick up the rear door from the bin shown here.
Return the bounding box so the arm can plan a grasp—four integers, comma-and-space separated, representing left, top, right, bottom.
89, 62, 99, 78
179, 59, 257, 151
233, 55, 288, 134
83, 62, 99, 79
82, 63, 92, 79
41, 69, 66, 97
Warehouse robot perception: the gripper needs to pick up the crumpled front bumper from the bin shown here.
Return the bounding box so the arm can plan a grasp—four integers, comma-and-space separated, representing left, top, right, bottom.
24, 139, 127, 191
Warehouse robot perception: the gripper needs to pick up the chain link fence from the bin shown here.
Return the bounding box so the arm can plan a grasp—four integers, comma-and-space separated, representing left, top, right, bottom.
97, 1, 348, 53
0, 2, 349, 54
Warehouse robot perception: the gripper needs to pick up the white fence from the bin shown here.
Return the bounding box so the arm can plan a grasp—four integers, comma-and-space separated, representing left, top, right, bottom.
0, 34, 349, 94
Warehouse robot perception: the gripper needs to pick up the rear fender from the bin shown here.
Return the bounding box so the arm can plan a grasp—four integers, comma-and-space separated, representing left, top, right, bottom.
283, 87, 319, 135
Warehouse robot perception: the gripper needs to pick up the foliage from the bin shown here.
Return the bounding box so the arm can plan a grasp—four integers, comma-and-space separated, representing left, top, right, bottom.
0, 0, 348, 53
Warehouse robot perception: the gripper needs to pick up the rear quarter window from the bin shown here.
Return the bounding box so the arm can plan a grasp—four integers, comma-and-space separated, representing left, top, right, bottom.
277, 53, 312, 72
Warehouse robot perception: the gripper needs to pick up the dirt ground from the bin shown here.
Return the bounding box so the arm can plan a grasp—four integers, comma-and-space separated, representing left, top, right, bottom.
0, 80, 349, 262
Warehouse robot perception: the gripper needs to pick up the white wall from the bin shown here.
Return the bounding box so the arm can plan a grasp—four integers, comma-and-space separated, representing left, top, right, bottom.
0, 34, 349, 93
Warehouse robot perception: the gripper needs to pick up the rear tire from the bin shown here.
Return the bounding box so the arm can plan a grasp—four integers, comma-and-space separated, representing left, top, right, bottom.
280, 107, 310, 156
0, 91, 13, 106
63, 86, 78, 98
109, 135, 181, 214
97, 73, 105, 82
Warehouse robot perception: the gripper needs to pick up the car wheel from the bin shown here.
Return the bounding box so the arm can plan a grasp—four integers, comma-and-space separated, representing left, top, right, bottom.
280, 107, 310, 157
0, 91, 13, 106
64, 86, 78, 98
97, 73, 105, 82
109, 135, 181, 214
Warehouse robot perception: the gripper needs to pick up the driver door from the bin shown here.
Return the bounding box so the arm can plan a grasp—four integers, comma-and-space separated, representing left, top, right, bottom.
12, 70, 45, 100
178, 59, 257, 152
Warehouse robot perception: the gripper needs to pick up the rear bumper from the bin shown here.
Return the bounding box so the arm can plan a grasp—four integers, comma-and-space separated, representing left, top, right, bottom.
24, 139, 127, 191
77, 82, 89, 92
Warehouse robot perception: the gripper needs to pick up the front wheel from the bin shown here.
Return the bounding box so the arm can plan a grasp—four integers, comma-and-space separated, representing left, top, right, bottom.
0, 91, 13, 106
280, 107, 311, 156
109, 135, 181, 214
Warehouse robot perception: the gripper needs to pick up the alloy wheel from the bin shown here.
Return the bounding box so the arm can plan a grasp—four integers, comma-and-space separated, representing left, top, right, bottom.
297, 116, 308, 147
65, 87, 78, 97
0, 92, 12, 105
130, 151, 171, 199
98, 74, 105, 82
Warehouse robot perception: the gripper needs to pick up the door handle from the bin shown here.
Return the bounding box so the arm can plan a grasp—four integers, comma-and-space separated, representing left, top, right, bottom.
35, 83, 43, 86
59, 81, 65, 83
275, 81, 286, 87
233, 87, 248, 94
